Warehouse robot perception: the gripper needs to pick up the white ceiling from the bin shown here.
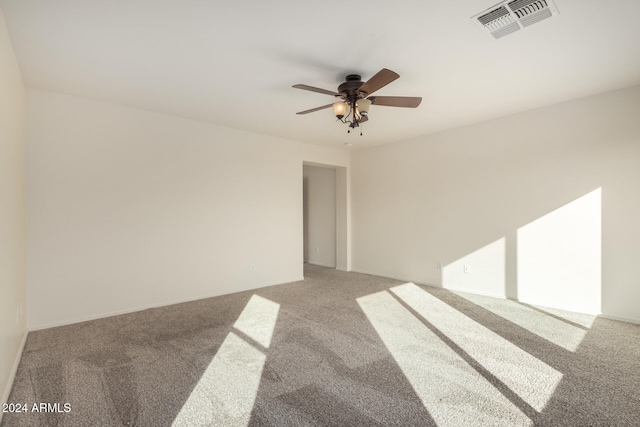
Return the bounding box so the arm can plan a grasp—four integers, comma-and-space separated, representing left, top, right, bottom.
2, 0, 640, 149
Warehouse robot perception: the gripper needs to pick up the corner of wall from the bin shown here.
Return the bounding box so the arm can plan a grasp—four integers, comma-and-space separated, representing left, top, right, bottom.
0, 4, 28, 409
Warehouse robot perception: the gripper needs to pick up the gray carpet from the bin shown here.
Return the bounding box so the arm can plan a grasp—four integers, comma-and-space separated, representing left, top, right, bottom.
2, 265, 639, 426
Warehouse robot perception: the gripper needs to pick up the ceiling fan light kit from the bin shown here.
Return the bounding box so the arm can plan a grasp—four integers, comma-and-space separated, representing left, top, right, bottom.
332, 96, 371, 133
293, 69, 422, 136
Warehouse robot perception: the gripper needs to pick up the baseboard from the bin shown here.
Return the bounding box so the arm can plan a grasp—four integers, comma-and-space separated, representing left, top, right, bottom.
350, 268, 505, 299
1, 330, 28, 423
349, 268, 419, 284
351, 268, 640, 324
28, 304, 162, 331
441, 285, 507, 300
306, 262, 337, 269
28, 276, 306, 331
599, 314, 640, 325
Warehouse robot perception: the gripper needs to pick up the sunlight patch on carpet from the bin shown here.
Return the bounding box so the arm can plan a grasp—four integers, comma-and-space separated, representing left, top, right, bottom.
453, 291, 589, 351
391, 283, 562, 412
172, 294, 280, 426
525, 304, 595, 329
234, 294, 281, 348
358, 291, 532, 427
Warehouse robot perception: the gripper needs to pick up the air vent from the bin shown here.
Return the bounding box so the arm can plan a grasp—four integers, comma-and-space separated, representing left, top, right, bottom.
472, 0, 559, 39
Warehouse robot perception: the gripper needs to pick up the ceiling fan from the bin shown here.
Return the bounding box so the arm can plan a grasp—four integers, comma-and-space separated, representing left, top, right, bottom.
293, 68, 422, 135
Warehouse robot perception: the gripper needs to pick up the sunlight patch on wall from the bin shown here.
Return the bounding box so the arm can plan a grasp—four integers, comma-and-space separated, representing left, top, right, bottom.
517, 188, 601, 314
391, 283, 562, 412
357, 291, 532, 426
173, 294, 280, 426
454, 291, 589, 351
442, 238, 506, 298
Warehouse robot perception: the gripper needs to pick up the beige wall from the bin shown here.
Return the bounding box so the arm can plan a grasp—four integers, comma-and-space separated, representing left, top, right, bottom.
351, 85, 640, 322
26, 89, 349, 329
303, 165, 336, 268
0, 7, 26, 412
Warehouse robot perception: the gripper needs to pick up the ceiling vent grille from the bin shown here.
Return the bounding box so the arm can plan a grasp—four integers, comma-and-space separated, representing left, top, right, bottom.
472, 0, 559, 39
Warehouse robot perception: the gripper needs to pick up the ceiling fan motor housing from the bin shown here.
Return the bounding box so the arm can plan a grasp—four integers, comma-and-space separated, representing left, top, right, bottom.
338, 74, 366, 101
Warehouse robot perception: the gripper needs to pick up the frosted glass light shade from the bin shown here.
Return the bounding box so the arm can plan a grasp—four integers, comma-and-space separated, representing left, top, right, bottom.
356, 98, 371, 116
333, 102, 347, 119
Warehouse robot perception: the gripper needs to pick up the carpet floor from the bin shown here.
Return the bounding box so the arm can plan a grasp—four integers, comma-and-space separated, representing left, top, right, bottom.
2, 265, 639, 426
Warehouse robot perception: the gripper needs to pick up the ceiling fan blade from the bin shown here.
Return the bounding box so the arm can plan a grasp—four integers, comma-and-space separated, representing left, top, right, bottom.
296, 103, 334, 115
358, 69, 400, 96
292, 84, 340, 97
369, 96, 422, 108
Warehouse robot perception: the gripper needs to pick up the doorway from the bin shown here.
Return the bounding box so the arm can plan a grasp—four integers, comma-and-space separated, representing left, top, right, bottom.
302, 163, 348, 271
303, 165, 336, 268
